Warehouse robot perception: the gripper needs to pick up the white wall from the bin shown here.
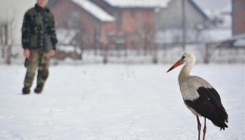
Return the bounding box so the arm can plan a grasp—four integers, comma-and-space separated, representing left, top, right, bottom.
157, 0, 206, 29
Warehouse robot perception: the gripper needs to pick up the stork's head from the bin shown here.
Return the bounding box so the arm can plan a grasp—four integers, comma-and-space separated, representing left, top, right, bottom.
167, 52, 196, 72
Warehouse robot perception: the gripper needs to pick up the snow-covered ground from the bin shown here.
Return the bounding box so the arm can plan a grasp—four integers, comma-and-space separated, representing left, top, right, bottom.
0, 64, 244, 140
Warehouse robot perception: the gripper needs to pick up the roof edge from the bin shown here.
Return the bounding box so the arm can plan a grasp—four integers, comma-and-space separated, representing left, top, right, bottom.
188, 0, 209, 20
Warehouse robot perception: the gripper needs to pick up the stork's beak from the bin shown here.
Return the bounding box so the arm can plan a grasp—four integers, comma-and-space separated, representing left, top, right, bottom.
167, 60, 183, 73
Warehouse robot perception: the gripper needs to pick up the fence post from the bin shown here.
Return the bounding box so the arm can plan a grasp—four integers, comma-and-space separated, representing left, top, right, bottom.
5, 45, 11, 65
103, 44, 108, 64
204, 43, 210, 64
152, 43, 158, 64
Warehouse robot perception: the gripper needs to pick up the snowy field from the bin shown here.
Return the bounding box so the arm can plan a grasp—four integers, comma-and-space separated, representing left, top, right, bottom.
0, 64, 244, 140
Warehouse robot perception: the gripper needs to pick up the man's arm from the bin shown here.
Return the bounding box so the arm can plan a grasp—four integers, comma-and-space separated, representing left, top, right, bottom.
49, 14, 58, 50
21, 11, 31, 49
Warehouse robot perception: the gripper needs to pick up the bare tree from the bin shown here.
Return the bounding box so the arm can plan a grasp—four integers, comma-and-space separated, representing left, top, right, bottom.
0, 17, 15, 64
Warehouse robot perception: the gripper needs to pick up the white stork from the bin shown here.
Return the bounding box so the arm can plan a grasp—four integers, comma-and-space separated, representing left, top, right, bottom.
167, 52, 228, 140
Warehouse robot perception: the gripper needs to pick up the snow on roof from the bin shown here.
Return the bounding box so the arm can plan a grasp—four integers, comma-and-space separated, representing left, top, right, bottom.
104, 0, 171, 8
224, 34, 245, 47
72, 0, 114, 22
201, 28, 232, 42
234, 39, 245, 47
228, 34, 245, 41
192, 0, 231, 12
204, 10, 232, 28
193, 0, 231, 24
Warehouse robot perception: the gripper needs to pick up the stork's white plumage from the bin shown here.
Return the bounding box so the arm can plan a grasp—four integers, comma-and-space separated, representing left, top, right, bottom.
167, 52, 228, 140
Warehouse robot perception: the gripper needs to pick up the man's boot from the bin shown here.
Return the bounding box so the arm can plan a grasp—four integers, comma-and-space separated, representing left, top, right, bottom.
34, 85, 43, 94
22, 87, 30, 94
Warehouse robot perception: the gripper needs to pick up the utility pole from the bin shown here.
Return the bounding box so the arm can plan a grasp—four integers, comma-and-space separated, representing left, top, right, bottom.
181, 0, 186, 52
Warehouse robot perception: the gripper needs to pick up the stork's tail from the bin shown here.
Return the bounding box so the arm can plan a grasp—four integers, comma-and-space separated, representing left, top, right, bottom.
212, 111, 228, 130
219, 122, 228, 130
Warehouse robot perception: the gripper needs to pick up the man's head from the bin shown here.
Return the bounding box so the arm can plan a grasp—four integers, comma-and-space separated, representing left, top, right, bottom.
37, 0, 48, 8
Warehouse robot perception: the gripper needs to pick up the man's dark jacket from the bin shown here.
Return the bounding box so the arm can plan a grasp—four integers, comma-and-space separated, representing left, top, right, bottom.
21, 4, 58, 50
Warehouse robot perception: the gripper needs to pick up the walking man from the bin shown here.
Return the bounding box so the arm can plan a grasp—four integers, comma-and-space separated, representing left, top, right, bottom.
21, 0, 58, 94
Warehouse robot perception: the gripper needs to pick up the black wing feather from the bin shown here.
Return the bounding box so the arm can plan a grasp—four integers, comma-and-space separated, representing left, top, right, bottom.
184, 87, 228, 130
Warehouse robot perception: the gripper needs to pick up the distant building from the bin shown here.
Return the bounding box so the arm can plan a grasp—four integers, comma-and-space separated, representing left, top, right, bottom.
91, 0, 158, 51
156, 0, 233, 45
47, 0, 116, 60
48, 0, 115, 48
232, 0, 245, 35
47, 0, 161, 60
47, 0, 234, 62
157, 0, 208, 30
155, 0, 210, 45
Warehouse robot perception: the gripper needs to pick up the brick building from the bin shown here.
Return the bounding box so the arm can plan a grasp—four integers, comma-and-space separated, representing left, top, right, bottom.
48, 0, 115, 49
232, 0, 245, 35
48, 0, 157, 52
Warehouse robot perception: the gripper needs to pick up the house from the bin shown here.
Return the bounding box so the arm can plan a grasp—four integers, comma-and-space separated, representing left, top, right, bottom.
155, 0, 234, 45
91, 0, 163, 52
157, 0, 208, 30
47, 0, 116, 60
155, 0, 209, 45
48, 0, 115, 47
48, 0, 232, 62
48, 0, 161, 54
91, 0, 158, 33
232, 0, 245, 35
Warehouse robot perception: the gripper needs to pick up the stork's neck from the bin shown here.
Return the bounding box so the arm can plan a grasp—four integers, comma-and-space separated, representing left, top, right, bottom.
178, 63, 194, 84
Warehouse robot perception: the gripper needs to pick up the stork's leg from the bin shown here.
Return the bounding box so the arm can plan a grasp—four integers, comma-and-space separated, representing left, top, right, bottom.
203, 118, 207, 140
196, 116, 201, 140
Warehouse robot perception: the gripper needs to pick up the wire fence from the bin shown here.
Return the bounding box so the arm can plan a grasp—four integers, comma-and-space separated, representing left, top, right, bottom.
1, 38, 245, 65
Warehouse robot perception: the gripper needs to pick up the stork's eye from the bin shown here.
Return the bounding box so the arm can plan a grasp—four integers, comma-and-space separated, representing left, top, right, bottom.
182, 56, 185, 60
